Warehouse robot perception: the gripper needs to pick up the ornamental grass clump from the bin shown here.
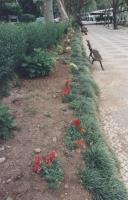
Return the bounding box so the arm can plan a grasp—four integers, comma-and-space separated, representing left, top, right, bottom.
84, 142, 118, 177
80, 169, 128, 200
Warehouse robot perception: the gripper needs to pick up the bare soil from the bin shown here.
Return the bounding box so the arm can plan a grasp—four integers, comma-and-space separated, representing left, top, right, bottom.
0, 60, 90, 200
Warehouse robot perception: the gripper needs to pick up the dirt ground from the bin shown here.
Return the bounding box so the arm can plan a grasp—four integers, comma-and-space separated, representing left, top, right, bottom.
0, 59, 90, 200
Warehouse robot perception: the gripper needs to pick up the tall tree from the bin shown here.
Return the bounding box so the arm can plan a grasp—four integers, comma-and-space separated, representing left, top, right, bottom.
64, 0, 90, 24
107, 0, 125, 29
56, 0, 68, 20
44, 0, 54, 21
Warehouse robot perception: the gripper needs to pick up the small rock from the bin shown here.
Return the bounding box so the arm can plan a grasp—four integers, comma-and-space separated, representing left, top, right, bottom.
0, 157, 6, 164
44, 112, 51, 118
64, 184, 69, 189
28, 161, 32, 167
62, 108, 67, 112
53, 137, 57, 142
0, 146, 5, 151
34, 148, 41, 153
6, 145, 11, 149
6, 197, 13, 200
6, 179, 12, 184
53, 94, 57, 98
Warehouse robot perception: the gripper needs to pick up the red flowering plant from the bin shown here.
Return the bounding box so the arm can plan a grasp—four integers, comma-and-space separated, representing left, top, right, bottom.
33, 155, 42, 173
65, 119, 86, 150
61, 80, 72, 98
32, 150, 64, 189
72, 119, 85, 134
75, 139, 85, 148
41, 151, 64, 189
43, 150, 58, 167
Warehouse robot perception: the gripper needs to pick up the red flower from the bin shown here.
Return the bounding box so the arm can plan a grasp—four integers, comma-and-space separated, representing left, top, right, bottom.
43, 151, 57, 167
72, 119, 81, 128
62, 87, 71, 96
78, 127, 85, 134
75, 139, 84, 146
33, 155, 42, 173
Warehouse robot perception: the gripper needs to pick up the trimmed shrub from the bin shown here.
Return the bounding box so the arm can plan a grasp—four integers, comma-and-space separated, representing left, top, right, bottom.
0, 104, 14, 139
21, 48, 54, 78
0, 24, 26, 97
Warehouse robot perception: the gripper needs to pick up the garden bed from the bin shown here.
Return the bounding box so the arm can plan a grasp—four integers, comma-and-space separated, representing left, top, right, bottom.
0, 51, 90, 199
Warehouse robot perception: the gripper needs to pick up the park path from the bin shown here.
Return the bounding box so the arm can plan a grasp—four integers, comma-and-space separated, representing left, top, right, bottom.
83, 25, 128, 187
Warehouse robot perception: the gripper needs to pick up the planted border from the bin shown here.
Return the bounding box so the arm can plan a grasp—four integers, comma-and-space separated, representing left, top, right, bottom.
64, 32, 128, 200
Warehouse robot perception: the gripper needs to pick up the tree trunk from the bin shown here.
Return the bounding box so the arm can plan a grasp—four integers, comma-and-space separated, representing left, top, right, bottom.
44, 0, 54, 22
56, 0, 69, 20
113, 6, 118, 29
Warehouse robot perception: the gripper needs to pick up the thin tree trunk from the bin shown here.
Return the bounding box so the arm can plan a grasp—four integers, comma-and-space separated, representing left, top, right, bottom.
56, 0, 69, 20
44, 0, 54, 22
113, 6, 118, 29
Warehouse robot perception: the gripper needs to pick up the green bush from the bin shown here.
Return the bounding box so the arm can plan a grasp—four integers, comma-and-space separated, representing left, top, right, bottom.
19, 13, 36, 22
23, 22, 68, 53
0, 24, 26, 97
21, 48, 54, 78
0, 2, 22, 16
0, 22, 68, 96
0, 104, 14, 139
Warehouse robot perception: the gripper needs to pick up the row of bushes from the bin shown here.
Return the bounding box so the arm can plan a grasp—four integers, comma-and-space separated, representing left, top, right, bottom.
0, 22, 68, 97
66, 33, 128, 199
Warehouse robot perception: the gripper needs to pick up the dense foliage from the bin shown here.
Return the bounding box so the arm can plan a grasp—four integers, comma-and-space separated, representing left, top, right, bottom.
0, 24, 26, 97
21, 48, 54, 78
0, 104, 14, 139
0, 22, 68, 96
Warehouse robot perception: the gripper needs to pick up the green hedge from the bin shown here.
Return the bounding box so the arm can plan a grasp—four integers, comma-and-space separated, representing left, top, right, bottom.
0, 24, 26, 97
0, 22, 68, 97
66, 33, 128, 199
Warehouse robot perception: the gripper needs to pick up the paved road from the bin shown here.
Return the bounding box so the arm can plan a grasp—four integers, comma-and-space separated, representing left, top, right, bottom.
83, 25, 128, 187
